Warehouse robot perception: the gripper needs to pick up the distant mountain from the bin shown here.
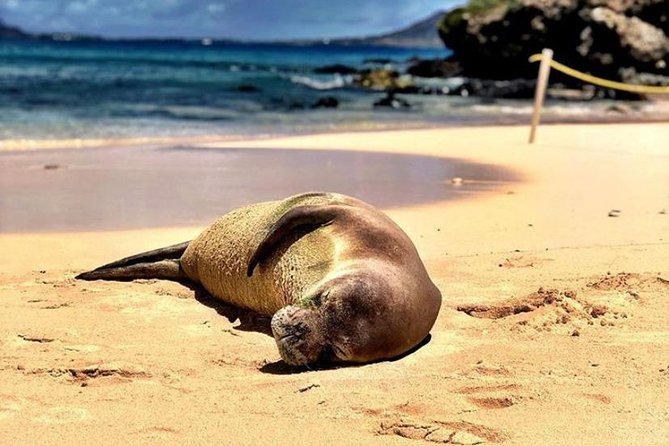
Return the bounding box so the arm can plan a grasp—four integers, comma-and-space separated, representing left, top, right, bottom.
0, 11, 448, 48
332, 11, 446, 48
0, 19, 28, 38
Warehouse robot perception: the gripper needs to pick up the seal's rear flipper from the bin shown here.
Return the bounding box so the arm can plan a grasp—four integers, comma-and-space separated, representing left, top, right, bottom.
76, 259, 186, 282
247, 205, 342, 277
87, 241, 190, 271
76, 241, 191, 282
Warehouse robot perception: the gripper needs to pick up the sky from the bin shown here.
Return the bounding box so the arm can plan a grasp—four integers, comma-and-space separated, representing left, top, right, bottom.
0, 0, 463, 40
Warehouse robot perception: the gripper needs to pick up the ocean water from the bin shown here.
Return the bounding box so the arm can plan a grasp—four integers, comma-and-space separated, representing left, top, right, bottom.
0, 39, 453, 140
1, 39, 665, 143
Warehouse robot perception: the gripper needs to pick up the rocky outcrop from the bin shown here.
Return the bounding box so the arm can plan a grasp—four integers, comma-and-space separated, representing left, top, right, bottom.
406, 58, 462, 78
438, 0, 669, 83
311, 96, 339, 108
373, 92, 412, 109
354, 69, 413, 91
456, 78, 538, 98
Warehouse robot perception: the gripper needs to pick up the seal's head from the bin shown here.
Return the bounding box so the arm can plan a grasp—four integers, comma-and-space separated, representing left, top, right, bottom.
271, 306, 326, 366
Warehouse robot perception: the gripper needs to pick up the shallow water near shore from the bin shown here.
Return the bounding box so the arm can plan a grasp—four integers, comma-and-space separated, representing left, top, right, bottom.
0, 145, 520, 232
4, 38, 668, 145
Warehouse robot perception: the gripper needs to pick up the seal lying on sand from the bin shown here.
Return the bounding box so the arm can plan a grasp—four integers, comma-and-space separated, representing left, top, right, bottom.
77, 192, 441, 366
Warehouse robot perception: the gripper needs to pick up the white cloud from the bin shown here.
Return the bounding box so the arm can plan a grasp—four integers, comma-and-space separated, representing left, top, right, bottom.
3, 0, 20, 9
207, 3, 226, 13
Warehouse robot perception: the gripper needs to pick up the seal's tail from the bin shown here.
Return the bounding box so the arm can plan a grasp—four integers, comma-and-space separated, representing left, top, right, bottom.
76, 241, 190, 283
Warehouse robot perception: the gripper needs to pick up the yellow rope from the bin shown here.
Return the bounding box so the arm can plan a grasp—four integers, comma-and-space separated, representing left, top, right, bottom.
529, 53, 669, 94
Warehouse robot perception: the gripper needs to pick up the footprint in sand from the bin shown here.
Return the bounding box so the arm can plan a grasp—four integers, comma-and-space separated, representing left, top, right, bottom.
35, 407, 91, 424
455, 383, 521, 410
379, 418, 506, 445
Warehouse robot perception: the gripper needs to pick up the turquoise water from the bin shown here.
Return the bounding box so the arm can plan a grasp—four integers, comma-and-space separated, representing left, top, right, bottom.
0, 39, 457, 140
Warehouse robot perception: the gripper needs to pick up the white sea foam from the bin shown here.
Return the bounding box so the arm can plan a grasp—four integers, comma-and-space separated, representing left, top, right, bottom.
289, 74, 351, 90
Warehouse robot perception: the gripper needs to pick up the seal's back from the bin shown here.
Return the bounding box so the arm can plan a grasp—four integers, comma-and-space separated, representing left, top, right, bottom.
181, 198, 336, 315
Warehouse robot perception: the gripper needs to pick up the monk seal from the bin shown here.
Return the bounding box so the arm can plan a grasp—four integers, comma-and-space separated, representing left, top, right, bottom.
77, 192, 441, 366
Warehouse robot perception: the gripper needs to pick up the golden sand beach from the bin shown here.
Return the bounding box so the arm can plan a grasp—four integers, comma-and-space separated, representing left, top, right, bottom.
1, 123, 668, 445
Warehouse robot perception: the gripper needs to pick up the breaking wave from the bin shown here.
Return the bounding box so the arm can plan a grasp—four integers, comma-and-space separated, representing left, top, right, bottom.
289, 74, 352, 90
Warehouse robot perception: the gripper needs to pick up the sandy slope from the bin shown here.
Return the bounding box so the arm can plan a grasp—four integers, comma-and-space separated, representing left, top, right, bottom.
1, 123, 668, 445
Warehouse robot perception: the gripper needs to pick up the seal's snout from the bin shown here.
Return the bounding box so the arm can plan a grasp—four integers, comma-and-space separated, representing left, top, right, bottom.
271, 306, 324, 366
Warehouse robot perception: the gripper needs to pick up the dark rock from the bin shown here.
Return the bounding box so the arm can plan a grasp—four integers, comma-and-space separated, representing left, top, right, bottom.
438, 0, 669, 83
311, 96, 339, 108
373, 92, 412, 109
363, 58, 394, 64
314, 64, 358, 75
356, 69, 413, 91
407, 58, 462, 78
448, 78, 537, 99
235, 84, 260, 93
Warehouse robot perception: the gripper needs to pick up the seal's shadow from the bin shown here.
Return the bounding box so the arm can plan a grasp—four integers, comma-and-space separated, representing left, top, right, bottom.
258, 334, 433, 375
192, 286, 273, 337
191, 285, 433, 375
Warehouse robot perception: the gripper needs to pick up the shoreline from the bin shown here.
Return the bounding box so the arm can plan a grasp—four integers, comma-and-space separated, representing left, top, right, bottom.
4, 121, 668, 279
4, 114, 669, 153
1, 123, 668, 445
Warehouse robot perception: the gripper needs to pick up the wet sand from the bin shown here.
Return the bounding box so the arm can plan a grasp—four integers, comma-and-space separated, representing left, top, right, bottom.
1, 123, 668, 445
0, 146, 519, 232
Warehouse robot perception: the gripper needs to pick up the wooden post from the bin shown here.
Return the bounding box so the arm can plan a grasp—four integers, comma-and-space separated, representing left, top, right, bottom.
529, 48, 553, 144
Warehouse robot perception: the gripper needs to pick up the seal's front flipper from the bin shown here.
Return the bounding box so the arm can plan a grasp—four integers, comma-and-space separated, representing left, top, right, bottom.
76, 241, 191, 282
247, 205, 342, 277
76, 259, 186, 282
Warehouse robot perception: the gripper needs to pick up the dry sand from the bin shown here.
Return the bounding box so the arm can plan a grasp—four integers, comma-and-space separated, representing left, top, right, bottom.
1, 123, 668, 445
